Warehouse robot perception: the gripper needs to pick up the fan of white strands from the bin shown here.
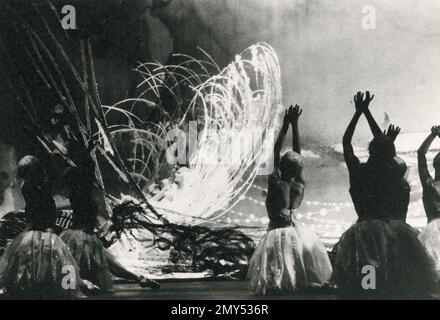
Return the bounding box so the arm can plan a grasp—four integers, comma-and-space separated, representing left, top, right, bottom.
2, 5, 281, 231
120, 43, 283, 224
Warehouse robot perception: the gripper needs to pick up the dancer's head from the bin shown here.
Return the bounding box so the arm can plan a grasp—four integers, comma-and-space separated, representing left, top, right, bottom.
279, 151, 303, 180
17, 155, 45, 184
368, 135, 396, 161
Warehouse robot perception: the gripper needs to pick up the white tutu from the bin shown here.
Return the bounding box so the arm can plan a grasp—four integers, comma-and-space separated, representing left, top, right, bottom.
419, 218, 440, 275
247, 225, 332, 295
60, 229, 113, 292
0, 231, 83, 298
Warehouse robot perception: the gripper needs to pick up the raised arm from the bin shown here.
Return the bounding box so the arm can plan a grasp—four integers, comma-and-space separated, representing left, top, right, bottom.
418, 126, 439, 187
274, 107, 291, 170
290, 105, 303, 154
343, 112, 361, 170
289, 105, 305, 185
342, 91, 372, 171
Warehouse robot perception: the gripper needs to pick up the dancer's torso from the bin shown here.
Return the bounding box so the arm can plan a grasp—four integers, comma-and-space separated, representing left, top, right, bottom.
22, 180, 56, 231
266, 172, 304, 230
349, 163, 410, 222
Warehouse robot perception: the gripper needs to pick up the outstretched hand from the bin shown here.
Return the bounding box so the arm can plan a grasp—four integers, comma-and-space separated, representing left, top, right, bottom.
287, 104, 302, 125
283, 105, 302, 127
384, 124, 401, 141
431, 126, 440, 137
354, 91, 374, 114
290, 104, 303, 124
82, 279, 101, 293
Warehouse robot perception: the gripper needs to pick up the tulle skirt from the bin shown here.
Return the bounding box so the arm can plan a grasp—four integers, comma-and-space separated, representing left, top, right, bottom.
0, 231, 82, 299
60, 229, 113, 292
333, 219, 437, 296
247, 225, 332, 295
419, 218, 440, 276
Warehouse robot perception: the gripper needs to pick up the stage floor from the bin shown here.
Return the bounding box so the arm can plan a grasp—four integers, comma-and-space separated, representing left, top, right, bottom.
92, 281, 337, 300
90, 280, 440, 300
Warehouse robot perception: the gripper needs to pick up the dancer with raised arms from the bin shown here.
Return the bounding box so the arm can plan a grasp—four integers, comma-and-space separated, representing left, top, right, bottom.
247, 105, 332, 295
418, 125, 440, 277
333, 91, 436, 298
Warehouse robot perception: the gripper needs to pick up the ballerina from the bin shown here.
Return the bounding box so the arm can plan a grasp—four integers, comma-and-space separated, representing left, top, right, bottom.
60, 138, 160, 292
247, 105, 332, 295
417, 125, 440, 275
333, 91, 436, 297
0, 155, 94, 299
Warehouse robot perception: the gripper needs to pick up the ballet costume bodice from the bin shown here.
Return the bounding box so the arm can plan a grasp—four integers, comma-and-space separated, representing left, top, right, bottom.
268, 208, 296, 230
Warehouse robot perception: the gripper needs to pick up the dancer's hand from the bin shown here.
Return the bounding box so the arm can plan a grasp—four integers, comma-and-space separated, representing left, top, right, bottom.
431, 126, 440, 137
81, 279, 100, 293
354, 91, 374, 114
384, 124, 401, 141
138, 275, 161, 289
289, 104, 303, 125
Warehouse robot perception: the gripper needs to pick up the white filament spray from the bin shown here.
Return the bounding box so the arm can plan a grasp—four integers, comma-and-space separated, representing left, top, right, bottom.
120, 43, 283, 224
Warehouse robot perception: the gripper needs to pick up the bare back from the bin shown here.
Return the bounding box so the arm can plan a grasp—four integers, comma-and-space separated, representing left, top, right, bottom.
266, 171, 304, 229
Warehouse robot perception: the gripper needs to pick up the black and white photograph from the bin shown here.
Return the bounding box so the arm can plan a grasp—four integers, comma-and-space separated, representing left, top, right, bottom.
0, 0, 440, 305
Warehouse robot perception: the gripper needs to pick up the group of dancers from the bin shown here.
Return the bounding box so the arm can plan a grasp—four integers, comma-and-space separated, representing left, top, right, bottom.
0, 138, 159, 299
247, 91, 440, 298
1, 90, 440, 298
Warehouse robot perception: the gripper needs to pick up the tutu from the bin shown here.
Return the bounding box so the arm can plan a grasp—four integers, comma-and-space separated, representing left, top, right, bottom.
0, 231, 82, 298
419, 218, 440, 275
60, 229, 113, 292
247, 225, 332, 295
333, 219, 437, 295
